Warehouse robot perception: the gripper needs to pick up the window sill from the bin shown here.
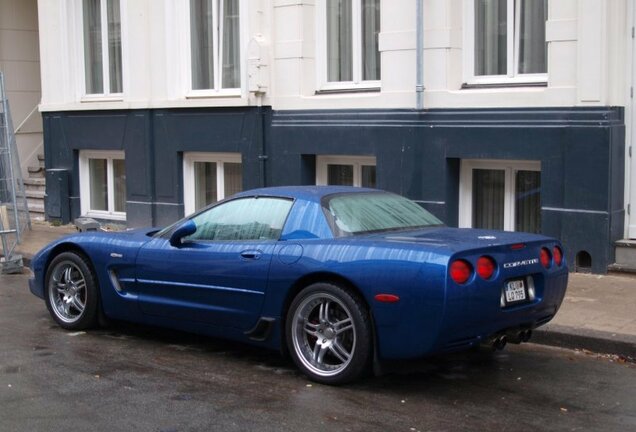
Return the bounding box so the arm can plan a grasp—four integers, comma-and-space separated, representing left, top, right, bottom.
315, 87, 381, 95
461, 82, 547, 90
186, 90, 242, 99
81, 95, 124, 103
83, 211, 127, 222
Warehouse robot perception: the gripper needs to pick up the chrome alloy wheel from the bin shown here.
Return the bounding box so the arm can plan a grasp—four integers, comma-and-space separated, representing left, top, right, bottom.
48, 261, 87, 324
291, 293, 356, 377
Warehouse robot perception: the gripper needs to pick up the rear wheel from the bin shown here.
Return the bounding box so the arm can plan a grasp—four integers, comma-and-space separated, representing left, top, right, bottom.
286, 283, 372, 384
45, 252, 99, 330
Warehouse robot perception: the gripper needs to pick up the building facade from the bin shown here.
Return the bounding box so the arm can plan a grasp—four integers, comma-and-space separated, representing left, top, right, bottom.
0, 0, 42, 183
37, 0, 630, 273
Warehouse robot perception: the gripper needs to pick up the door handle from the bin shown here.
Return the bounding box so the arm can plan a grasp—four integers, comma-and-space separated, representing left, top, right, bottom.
240, 250, 262, 260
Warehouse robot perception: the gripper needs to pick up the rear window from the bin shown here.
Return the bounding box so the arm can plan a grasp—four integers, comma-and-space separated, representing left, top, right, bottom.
324, 192, 443, 236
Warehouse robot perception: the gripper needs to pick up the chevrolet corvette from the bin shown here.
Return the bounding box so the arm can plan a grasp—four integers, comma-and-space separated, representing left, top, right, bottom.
29, 186, 568, 384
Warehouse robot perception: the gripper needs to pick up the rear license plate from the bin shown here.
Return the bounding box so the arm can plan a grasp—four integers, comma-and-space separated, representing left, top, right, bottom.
504, 279, 527, 304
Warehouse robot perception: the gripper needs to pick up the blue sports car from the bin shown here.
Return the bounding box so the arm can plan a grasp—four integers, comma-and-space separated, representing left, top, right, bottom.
29, 186, 568, 384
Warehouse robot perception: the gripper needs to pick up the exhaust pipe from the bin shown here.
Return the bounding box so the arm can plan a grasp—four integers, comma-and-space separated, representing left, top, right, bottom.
493, 335, 507, 350
505, 329, 534, 344
482, 334, 508, 351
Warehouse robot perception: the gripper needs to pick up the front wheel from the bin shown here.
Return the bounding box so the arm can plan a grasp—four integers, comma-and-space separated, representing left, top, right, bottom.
44, 251, 99, 330
286, 283, 372, 384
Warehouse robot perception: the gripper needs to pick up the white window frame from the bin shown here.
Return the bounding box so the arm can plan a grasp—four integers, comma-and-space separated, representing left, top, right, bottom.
459, 159, 541, 231
79, 150, 126, 220
463, 0, 548, 85
316, 0, 381, 91
79, 0, 126, 99
182, 0, 246, 98
316, 155, 377, 187
183, 152, 242, 215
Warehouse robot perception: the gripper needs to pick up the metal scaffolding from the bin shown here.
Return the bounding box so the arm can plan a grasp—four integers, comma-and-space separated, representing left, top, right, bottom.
0, 71, 31, 273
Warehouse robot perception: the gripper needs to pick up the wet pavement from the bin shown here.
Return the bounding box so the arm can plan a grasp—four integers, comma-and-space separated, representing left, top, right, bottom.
1, 272, 635, 432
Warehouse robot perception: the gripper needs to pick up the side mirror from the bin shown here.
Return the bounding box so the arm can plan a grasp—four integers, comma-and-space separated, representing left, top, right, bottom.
169, 220, 197, 247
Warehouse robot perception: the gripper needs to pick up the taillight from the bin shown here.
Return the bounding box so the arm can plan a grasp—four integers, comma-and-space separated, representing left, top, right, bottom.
476, 256, 496, 280
553, 246, 563, 266
540, 247, 552, 268
450, 260, 472, 284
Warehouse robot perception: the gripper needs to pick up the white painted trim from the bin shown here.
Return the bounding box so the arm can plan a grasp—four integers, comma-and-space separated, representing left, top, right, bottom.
459, 159, 541, 231
542, 207, 608, 215
79, 150, 126, 220
183, 0, 246, 95
183, 152, 242, 215
462, 0, 548, 85
77, 0, 126, 98
315, 155, 376, 187
315, 0, 381, 91
628, 0, 636, 238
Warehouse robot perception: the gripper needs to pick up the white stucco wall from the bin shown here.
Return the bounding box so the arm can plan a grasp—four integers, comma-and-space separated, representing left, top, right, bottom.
36, 0, 630, 112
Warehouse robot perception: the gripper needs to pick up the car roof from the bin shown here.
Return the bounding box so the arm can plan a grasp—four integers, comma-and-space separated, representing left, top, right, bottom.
232, 185, 381, 202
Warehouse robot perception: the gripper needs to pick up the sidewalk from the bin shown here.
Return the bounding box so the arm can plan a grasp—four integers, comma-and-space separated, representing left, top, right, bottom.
9, 222, 636, 360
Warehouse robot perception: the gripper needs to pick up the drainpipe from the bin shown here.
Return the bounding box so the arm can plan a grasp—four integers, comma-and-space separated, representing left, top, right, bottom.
416, 0, 424, 110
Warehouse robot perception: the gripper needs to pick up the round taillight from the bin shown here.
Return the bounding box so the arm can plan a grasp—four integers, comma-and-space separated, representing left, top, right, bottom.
476, 256, 496, 280
553, 246, 563, 266
450, 260, 472, 284
540, 247, 552, 268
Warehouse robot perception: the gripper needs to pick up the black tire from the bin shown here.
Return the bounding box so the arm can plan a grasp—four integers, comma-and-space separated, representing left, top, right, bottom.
44, 251, 99, 330
285, 282, 372, 385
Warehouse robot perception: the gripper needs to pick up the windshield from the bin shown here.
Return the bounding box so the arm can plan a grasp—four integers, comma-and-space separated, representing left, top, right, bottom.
324, 192, 443, 237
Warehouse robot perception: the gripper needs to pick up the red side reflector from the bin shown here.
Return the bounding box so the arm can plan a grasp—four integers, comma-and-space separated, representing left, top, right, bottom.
374, 294, 400, 303
511, 243, 526, 250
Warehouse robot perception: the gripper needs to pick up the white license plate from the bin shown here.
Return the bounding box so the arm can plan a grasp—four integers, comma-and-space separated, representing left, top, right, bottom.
505, 279, 527, 303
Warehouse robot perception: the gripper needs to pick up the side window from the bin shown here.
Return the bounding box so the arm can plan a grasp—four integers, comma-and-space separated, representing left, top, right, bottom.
187, 197, 293, 241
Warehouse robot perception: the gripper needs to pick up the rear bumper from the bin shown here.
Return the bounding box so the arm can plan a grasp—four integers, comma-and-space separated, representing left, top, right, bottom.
375, 269, 568, 360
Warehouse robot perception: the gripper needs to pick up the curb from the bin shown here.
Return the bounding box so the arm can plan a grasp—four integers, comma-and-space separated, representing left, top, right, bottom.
532, 324, 636, 359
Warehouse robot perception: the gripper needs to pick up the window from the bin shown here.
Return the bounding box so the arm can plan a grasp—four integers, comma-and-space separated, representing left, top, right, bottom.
79, 151, 126, 219
187, 197, 293, 241
464, 0, 547, 84
325, 192, 442, 237
189, 0, 241, 93
318, 0, 381, 90
316, 156, 376, 188
82, 0, 123, 95
459, 160, 541, 233
183, 153, 242, 215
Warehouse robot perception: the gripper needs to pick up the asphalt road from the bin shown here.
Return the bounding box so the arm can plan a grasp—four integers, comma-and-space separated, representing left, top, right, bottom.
1, 272, 635, 432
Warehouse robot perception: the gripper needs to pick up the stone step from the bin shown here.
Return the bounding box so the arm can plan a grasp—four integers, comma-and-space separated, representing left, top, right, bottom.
611, 239, 636, 273
24, 190, 45, 200
26, 197, 44, 208
27, 203, 45, 215
0, 202, 43, 216
36, 154, 45, 168
23, 177, 45, 191
27, 166, 45, 178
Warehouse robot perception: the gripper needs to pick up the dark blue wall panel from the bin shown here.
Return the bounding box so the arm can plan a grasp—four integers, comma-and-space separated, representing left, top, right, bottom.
43, 106, 624, 273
